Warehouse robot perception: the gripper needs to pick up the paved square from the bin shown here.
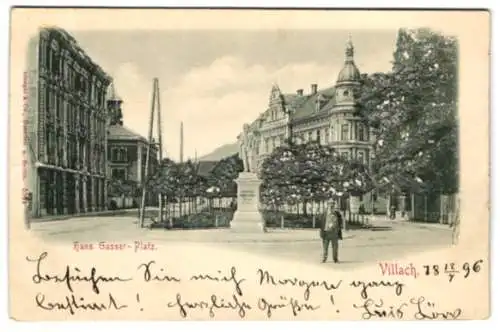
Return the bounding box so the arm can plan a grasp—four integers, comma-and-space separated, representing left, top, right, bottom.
31, 213, 453, 269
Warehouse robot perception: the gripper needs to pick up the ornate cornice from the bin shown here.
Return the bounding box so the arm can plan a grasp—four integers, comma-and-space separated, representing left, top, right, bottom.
42, 27, 112, 82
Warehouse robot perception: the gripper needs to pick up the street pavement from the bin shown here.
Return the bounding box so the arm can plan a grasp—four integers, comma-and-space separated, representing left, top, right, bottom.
30, 213, 453, 269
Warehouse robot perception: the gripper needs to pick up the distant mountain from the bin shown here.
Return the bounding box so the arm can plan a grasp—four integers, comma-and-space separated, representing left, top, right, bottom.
199, 142, 239, 161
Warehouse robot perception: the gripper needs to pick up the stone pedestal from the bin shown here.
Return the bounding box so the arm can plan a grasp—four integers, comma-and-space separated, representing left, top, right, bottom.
231, 172, 265, 232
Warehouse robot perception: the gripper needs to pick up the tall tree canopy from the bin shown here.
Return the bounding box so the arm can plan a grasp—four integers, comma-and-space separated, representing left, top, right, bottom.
259, 141, 372, 207
360, 28, 458, 194
207, 153, 243, 197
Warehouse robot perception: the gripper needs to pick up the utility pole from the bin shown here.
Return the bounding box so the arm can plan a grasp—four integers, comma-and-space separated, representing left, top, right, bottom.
156, 79, 164, 223
139, 78, 163, 228
180, 121, 184, 163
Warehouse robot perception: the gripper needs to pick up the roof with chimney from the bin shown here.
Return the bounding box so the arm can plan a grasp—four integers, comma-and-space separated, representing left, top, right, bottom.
287, 86, 338, 121
265, 36, 361, 123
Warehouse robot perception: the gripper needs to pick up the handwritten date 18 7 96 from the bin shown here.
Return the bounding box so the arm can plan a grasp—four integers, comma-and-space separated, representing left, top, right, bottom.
423, 259, 484, 282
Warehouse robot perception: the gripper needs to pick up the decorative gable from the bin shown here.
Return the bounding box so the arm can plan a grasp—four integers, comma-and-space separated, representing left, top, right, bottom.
315, 94, 328, 112
268, 84, 286, 121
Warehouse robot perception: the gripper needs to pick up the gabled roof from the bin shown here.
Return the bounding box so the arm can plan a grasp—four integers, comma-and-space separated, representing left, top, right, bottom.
288, 86, 337, 121
108, 125, 147, 142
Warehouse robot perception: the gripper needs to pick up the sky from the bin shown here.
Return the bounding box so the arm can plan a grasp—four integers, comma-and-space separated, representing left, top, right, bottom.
71, 29, 398, 161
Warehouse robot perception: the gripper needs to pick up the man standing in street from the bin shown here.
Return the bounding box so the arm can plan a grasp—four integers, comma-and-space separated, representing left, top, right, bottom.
320, 200, 343, 263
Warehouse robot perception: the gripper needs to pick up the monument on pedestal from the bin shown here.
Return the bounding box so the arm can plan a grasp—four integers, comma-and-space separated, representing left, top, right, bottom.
231, 124, 265, 232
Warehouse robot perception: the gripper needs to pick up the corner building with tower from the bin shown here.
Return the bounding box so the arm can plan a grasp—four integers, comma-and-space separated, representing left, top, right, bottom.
239, 38, 387, 213
106, 83, 159, 209
26, 27, 111, 217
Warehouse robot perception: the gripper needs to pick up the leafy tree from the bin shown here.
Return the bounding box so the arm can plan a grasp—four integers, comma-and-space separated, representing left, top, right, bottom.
147, 158, 179, 198
259, 141, 373, 214
204, 153, 243, 208
108, 178, 139, 197
360, 28, 458, 194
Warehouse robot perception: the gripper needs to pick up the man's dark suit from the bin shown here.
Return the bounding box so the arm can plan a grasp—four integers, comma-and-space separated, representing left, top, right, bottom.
319, 210, 343, 263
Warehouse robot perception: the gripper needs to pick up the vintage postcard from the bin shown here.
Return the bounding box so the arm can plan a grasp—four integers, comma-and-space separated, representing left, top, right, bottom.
9, 8, 490, 320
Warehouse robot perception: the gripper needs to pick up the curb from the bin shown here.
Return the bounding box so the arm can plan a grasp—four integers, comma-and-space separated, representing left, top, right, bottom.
368, 217, 452, 231
30, 209, 139, 223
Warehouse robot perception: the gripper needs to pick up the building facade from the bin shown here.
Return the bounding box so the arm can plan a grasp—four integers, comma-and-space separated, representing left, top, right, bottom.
106, 85, 159, 208
239, 38, 387, 213
26, 27, 111, 217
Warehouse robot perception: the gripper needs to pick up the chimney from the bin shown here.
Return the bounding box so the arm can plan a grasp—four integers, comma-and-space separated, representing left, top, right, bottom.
311, 84, 318, 95
297, 89, 304, 96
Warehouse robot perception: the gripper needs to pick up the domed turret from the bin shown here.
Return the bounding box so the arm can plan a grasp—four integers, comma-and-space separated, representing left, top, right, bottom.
336, 35, 361, 83
106, 81, 124, 126
106, 81, 122, 102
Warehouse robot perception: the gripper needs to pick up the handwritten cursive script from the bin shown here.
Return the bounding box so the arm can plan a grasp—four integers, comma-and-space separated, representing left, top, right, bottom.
35, 292, 127, 315
410, 296, 462, 320
257, 269, 342, 300
27, 252, 132, 294
25, 251, 469, 320
353, 298, 407, 320
257, 296, 320, 318
137, 261, 181, 283
166, 293, 251, 318
190, 266, 245, 296
350, 280, 404, 299
353, 297, 462, 320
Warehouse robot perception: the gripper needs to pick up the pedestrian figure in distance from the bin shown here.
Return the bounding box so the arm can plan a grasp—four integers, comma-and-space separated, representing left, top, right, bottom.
320, 201, 343, 263
390, 205, 396, 220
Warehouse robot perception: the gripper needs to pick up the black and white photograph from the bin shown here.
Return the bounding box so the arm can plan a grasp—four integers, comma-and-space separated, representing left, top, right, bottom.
9, 8, 489, 321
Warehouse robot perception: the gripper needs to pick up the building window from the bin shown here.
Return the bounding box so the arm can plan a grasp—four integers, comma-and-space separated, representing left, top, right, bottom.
111, 168, 126, 181
358, 151, 365, 163
358, 125, 365, 141
120, 148, 127, 162
111, 147, 127, 162
341, 124, 349, 141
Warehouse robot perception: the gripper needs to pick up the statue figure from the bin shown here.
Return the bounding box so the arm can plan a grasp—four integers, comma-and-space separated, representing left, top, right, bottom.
240, 124, 251, 172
